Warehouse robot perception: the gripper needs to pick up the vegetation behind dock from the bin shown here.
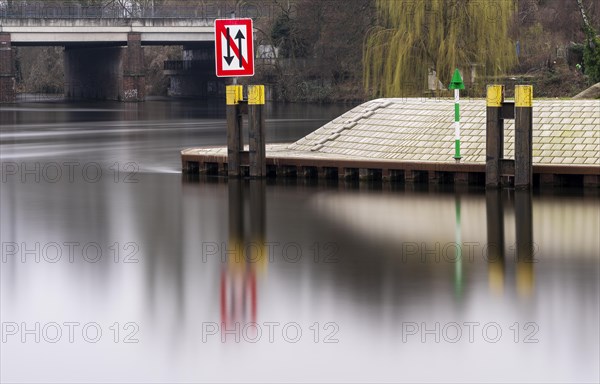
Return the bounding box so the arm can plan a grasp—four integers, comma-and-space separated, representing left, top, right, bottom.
8, 0, 600, 102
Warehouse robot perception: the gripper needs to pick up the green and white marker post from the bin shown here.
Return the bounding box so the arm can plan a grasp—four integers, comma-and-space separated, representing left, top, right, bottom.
449, 68, 465, 162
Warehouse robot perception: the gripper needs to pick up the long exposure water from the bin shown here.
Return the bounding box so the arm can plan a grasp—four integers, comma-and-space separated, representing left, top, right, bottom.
1, 99, 598, 383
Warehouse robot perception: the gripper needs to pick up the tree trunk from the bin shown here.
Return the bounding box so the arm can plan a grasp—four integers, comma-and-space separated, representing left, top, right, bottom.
577, 0, 594, 35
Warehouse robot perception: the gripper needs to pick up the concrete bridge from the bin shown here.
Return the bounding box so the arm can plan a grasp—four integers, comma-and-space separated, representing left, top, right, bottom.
0, 3, 220, 102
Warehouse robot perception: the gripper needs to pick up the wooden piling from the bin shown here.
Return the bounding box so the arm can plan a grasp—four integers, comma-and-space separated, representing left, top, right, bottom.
226, 85, 243, 177
359, 168, 372, 181
515, 85, 534, 189
248, 85, 266, 177
486, 85, 504, 188
454, 172, 469, 185
428, 171, 442, 184
539, 173, 557, 187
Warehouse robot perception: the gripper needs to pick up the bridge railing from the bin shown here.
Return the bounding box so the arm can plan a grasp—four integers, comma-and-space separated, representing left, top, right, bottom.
0, 1, 259, 19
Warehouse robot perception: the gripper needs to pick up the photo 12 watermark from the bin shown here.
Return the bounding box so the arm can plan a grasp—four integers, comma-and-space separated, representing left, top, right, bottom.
202, 321, 340, 344
401, 321, 540, 344
1, 162, 139, 184
202, 241, 340, 264
1, 241, 140, 264
400, 241, 540, 264
2, 322, 140, 344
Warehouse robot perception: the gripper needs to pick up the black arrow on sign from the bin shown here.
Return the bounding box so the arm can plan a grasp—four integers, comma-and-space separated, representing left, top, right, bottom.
235, 30, 245, 68
224, 27, 234, 66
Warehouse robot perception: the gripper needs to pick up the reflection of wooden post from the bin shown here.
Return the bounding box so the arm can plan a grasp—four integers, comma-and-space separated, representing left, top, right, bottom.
486, 189, 505, 293
486, 85, 504, 188
249, 180, 266, 247
248, 180, 267, 321
515, 190, 534, 296
248, 85, 266, 177
222, 180, 266, 328
249, 180, 267, 275
226, 85, 243, 177
228, 180, 244, 262
515, 85, 533, 189
223, 179, 244, 328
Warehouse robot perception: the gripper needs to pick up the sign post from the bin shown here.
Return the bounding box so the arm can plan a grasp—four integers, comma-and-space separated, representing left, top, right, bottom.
449, 68, 465, 162
215, 18, 265, 178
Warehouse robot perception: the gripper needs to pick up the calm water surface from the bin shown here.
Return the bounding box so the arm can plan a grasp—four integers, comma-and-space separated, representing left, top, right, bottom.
1, 99, 598, 383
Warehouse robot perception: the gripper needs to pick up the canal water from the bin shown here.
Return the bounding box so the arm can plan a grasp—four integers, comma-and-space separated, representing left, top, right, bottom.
1, 99, 598, 383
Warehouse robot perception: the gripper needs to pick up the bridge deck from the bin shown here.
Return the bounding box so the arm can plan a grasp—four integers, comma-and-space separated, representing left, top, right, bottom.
0, 18, 213, 45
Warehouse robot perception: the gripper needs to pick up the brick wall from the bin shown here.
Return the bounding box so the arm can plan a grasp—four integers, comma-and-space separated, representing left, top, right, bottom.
121, 32, 145, 101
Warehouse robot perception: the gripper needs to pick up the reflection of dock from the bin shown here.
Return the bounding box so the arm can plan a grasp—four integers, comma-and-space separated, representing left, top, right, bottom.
182, 99, 599, 187
309, 191, 599, 261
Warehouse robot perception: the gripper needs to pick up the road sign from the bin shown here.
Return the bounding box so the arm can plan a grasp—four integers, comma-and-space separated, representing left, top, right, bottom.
215, 18, 254, 77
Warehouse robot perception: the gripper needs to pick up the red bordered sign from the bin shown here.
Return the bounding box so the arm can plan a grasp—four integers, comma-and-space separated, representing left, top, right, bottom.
214, 18, 254, 77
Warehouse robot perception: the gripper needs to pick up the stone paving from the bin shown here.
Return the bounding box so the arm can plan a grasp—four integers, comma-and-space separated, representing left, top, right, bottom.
288, 98, 600, 166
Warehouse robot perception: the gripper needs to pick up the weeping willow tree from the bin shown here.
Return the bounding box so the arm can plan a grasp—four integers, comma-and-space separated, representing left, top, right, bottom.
364, 0, 517, 97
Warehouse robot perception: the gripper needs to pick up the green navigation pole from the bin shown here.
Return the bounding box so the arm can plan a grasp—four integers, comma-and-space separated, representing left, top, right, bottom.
449, 68, 465, 162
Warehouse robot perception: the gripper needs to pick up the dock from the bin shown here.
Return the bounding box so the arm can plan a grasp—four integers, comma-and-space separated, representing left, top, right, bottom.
182, 98, 600, 187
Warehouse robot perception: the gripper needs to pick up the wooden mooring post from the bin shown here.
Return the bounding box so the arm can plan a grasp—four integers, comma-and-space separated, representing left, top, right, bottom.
486, 84, 533, 189
515, 86, 534, 189
248, 85, 266, 177
226, 84, 267, 178
226, 85, 243, 177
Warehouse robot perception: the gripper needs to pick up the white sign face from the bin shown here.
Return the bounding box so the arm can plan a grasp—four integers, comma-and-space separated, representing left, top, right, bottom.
214, 18, 254, 77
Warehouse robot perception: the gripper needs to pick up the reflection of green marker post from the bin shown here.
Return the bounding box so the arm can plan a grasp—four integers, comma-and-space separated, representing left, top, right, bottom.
454, 195, 463, 298
449, 69, 465, 162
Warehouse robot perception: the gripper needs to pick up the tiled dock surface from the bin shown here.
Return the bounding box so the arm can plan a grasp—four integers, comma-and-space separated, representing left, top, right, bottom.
182, 98, 600, 185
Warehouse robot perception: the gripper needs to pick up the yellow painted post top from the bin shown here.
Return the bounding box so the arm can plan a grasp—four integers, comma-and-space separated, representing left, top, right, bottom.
248, 85, 265, 105
516, 262, 534, 297
486, 85, 504, 107
225, 236, 267, 273
226, 237, 244, 268
226, 85, 243, 105
515, 85, 533, 107
488, 260, 504, 295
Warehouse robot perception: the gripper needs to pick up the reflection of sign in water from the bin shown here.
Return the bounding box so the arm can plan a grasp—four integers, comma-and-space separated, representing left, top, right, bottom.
220, 253, 258, 325
220, 181, 266, 334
